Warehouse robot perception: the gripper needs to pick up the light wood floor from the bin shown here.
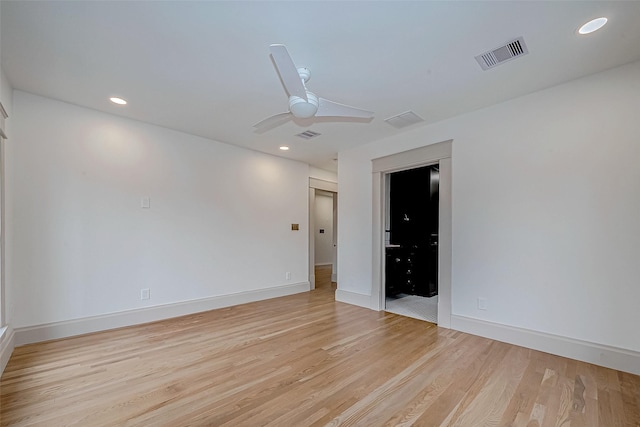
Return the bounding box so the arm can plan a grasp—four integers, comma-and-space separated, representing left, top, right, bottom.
315, 264, 334, 289
1, 275, 639, 426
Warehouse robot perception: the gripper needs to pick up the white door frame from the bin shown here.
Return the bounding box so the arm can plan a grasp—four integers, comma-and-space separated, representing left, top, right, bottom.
0, 102, 7, 328
371, 140, 452, 328
309, 178, 338, 290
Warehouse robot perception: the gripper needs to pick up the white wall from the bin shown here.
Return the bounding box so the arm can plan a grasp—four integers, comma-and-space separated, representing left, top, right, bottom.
314, 193, 334, 265
309, 167, 337, 183
338, 60, 640, 356
8, 91, 310, 329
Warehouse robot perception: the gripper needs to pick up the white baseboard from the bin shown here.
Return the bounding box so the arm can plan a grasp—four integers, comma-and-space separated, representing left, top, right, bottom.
0, 325, 15, 375
15, 282, 310, 346
331, 273, 337, 282
451, 314, 640, 376
335, 289, 371, 309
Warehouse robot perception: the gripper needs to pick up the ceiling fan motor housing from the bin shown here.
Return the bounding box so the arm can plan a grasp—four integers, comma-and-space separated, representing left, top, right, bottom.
297, 67, 311, 83
289, 92, 318, 118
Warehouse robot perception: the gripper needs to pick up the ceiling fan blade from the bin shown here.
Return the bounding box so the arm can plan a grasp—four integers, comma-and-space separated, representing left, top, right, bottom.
253, 112, 293, 132
316, 98, 374, 119
269, 44, 308, 101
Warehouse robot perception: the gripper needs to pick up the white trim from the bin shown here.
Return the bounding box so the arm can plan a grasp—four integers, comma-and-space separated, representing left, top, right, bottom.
309, 177, 337, 192
451, 315, 640, 376
335, 289, 371, 309
371, 171, 384, 311
332, 192, 338, 285
0, 139, 5, 327
436, 158, 452, 328
372, 139, 453, 173
371, 140, 453, 329
0, 325, 15, 375
309, 187, 316, 290
15, 282, 310, 346
310, 187, 339, 290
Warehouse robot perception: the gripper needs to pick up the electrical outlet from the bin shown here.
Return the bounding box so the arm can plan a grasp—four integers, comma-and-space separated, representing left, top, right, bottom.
141, 288, 150, 300
286, 272, 291, 280
478, 297, 487, 310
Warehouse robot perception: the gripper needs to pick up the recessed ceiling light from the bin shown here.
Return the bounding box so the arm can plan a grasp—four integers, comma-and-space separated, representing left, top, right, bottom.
578, 17, 608, 35
279, 146, 290, 151
109, 97, 127, 105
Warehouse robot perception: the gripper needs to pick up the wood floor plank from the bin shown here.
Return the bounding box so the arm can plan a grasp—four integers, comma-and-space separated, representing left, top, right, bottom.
2, 283, 639, 426
498, 357, 544, 426
380, 335, 493, 427
416, 340, 511, 426
619, 371, 640, 426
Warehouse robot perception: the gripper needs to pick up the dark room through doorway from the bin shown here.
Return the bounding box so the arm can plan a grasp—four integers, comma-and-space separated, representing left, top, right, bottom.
384, 164, 439, 323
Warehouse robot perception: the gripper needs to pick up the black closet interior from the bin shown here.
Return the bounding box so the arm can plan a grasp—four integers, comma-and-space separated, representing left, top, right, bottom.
385, 165, 439, 297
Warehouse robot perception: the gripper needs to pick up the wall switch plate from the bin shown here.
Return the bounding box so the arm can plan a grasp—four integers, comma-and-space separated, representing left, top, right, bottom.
478, 297, 487, 310
286, 272, 291, 280
141, 288, 150, 300
141, 197, 151, 209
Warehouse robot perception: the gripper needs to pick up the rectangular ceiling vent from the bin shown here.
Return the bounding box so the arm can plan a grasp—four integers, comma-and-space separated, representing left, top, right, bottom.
384, 111, 424, 129
296, 130, 321, 140
475, 37, 529, 70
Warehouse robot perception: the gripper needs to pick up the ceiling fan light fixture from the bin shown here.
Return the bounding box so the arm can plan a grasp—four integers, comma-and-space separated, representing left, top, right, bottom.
578, 17, 607, 34
289, 93, 318, 118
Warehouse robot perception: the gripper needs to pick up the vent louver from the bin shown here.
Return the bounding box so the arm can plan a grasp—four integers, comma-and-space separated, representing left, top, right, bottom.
475, 37, 529, 70
296, 130, 321, 140
384, 111, 424, 129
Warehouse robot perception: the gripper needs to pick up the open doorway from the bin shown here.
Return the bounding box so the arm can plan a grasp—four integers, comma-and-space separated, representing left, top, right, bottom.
384, 165, 439, 323
371, 139, 452, 328
308, 177, 338, 291
314, 190, 337, 290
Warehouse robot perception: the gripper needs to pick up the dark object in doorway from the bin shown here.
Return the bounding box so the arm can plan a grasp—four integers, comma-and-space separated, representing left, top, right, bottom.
386, 165, 438, 297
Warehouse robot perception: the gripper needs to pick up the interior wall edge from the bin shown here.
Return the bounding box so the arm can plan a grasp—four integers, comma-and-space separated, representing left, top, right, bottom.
0, 325, 15, 376
334, 289, 371, 309
451, 314, 640, 375
14, 282, 309, 347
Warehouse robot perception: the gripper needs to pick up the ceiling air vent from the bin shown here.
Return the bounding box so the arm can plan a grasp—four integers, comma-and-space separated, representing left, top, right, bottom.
384, 111, 424, 129
475, 37, 529, 70
296, 130, 321, 140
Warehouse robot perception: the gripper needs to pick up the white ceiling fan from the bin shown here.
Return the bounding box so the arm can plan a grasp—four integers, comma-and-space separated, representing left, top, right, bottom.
254, 44, 374, 132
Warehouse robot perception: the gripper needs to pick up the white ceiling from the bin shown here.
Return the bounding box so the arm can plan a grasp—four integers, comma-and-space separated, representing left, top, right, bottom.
2, 1, 640, 172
